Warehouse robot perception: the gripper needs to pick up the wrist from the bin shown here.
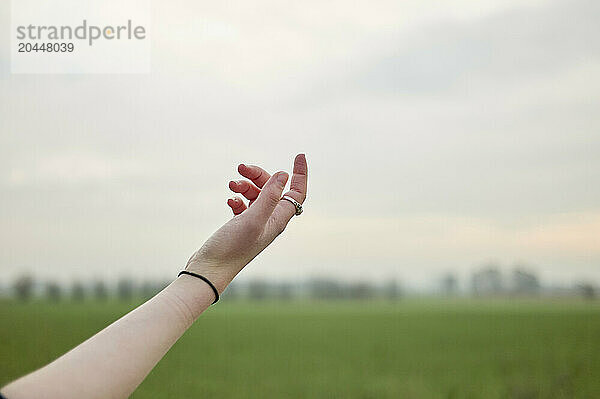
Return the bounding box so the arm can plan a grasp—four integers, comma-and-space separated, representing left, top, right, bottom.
184, 258, 239, 294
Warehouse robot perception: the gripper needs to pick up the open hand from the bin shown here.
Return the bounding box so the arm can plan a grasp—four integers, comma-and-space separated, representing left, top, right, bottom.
186, 154, 308, 292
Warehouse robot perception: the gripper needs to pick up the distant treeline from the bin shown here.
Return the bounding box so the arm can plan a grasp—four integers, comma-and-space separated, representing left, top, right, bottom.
466, 263, 595, 299
7, 276, 171, 302
1, 264, 596, 301
3, 276, 403, 302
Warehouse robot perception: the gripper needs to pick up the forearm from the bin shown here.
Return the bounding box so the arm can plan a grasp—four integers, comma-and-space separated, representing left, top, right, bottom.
1, 274, 221, 399
1, 154, 307, 399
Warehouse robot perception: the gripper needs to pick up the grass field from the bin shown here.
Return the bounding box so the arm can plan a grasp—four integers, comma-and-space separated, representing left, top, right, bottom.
1, 299, 599, 398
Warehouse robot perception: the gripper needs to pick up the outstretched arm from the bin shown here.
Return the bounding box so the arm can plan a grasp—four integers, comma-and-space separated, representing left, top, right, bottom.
1, 154, 308, 399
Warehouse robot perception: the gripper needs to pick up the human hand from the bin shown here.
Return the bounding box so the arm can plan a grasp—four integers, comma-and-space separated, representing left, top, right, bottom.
185, 154, 308, 292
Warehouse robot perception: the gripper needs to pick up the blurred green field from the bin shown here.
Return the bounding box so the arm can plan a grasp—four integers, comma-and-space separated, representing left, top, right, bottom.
1, 299, 599, 398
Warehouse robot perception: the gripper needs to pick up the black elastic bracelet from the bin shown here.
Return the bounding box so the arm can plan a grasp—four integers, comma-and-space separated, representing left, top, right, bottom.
177, 271, 220, 304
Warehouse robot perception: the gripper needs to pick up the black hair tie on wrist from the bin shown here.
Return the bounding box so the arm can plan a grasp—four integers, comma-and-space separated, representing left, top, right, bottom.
177, 271, 220, 304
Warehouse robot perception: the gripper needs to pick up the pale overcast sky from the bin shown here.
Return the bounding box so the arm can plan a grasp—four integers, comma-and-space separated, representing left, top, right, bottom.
1, 0, 599, 289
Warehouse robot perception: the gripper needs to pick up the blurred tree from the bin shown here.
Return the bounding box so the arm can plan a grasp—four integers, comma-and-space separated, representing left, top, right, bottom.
92, 280, 108, 300
576, 283, 596, 300
471, 264, 503, 296
511, 267, 540, 295
441, 273, 458, 296
277, 283, 293, 301
13, 275, 34, 301
248, 280, 268, 300
71, 281, 86, 301
45, 281, 62, 301
348, 282, 375, 300
308, 278, 345, 300
141, 281, 159, 299
117, 278, 134, 300
383, 279, 402, 300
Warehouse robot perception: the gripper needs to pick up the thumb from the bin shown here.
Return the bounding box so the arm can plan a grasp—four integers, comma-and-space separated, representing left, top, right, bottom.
251, 171, 289, 222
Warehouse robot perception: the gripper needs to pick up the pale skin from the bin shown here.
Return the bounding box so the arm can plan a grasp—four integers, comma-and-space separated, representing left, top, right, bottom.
1, 154, 308, 399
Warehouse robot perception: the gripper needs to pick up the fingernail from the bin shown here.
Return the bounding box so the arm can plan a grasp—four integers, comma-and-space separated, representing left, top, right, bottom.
229, 180, 236, 186
277, 172, 288, 185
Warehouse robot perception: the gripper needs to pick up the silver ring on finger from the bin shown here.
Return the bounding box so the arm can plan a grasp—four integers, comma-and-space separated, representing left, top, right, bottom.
281, 195, 303, 216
